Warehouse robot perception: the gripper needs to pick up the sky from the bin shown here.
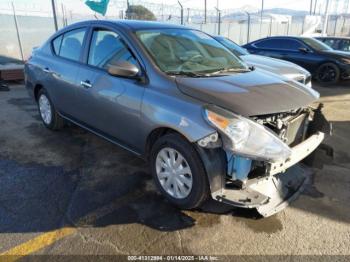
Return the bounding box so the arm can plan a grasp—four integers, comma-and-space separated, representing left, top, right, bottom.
0, 0, 347, 16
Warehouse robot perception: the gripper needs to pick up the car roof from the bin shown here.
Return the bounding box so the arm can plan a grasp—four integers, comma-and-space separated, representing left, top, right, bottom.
316, 36, 350, 40
256, 36, 310, 40
213, 35, 225, 39
63, 19, 188, 31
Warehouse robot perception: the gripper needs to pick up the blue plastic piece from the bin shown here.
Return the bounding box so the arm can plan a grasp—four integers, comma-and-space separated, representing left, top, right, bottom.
226, 152, 252, 181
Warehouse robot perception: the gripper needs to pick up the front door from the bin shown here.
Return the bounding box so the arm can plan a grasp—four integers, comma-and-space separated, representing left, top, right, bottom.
75, 28, 145, 151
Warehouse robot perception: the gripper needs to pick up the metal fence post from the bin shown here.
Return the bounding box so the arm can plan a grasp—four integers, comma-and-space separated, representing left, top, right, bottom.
215, 7, 221, 35
245, 12, 251, 44
286, 19, 290, 36
178, 1, 183, 25
333, 15, 339, 36
51, 0, 58, 31
301, 16, 305, 34
11, 2, 24, 61
269, 16, 273, 36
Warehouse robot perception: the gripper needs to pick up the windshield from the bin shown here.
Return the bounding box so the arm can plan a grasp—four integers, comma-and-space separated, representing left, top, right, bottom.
135, 29, 248, 75
301, 37, 333, 51
216, 37, 250, 56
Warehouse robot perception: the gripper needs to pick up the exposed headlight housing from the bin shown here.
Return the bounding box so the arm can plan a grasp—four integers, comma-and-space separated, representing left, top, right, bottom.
204, 106, 292, 162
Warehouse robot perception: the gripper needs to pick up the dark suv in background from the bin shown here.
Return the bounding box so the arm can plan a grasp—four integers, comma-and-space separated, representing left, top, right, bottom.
316, 37, 350, 52
244, 36, 350, 84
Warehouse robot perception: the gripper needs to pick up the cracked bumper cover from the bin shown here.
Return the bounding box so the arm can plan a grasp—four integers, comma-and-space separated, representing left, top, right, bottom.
202, 106, 332, 217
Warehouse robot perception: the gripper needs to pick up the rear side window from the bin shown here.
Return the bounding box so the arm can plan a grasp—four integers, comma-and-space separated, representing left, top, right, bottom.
88, 29, 138, 69
255, 38, 303, 51
254, 39, 280, 49
52, 28, 86, 62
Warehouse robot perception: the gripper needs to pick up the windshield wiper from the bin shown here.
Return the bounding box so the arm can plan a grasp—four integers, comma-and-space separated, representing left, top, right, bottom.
207, 67, 252, 75
165, 71, 206, 77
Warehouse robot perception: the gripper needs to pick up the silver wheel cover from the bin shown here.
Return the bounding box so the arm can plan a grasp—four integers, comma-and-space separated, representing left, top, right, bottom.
38, 94, 52, 125
156, 147, 193, 199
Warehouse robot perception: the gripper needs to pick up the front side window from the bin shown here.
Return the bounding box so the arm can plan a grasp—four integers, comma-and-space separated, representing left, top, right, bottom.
136, 29, 247, 75
88, 29, 138, 69
301, 37, 332, 51
323, 39, 337, 48
57, 28, 86, 61
339, 40, 350, 51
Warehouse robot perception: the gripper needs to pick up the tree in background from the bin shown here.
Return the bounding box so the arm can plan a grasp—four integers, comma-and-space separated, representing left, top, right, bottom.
126, 5, 157, 21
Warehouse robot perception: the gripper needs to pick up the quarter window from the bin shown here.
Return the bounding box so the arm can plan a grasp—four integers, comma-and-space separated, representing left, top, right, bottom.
53, 28, 86, 62
52, 35, 63, 55
88, 30, 138, 69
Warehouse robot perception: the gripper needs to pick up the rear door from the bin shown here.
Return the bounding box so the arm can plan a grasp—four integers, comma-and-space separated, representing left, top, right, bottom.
45, 27, 88, 116
74, 27, 145, 151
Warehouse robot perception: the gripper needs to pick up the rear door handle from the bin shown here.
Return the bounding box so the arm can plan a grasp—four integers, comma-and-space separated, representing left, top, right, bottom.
80, 80, 92, 89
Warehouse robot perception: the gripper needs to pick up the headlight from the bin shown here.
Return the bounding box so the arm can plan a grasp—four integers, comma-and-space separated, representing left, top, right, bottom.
204, 106, 292, 162
341, 58, 350, 64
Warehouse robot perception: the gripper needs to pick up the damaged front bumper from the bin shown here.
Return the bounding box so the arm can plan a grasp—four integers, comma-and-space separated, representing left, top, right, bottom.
211, 131, 324, 217
199, 105, 332, 217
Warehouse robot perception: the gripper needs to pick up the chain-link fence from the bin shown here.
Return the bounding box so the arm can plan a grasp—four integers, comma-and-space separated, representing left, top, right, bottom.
1, 0, 350, 61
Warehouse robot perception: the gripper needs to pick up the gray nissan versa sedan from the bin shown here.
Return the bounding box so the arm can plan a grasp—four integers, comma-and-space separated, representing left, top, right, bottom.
25, 20, 331, 217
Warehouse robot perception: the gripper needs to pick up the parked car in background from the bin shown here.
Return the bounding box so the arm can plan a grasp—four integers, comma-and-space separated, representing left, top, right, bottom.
213, 36, 312, 87
25, 20, 330, 217
316, 36, 350, 52
243, 36, 350, 84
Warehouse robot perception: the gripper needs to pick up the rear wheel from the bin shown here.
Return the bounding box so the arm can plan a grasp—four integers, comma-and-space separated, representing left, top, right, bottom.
150, 133, 209, 209
37, 89, 64, 130
316, 63, 340, 85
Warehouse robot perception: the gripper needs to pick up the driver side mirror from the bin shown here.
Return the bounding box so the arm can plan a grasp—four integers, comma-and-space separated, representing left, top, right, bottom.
299, 47, 310, 53
107, 60, 140, 78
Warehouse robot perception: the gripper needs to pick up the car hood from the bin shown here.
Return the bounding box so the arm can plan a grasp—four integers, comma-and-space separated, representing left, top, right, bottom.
319, 50, 350, 58
176, 69, 319, 116
241, 54, 310, 77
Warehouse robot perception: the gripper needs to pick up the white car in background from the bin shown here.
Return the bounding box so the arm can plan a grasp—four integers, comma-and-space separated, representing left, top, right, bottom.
214, 36, 312, 87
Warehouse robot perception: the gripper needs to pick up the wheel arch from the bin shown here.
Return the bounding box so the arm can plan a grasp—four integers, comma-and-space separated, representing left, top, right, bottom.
144, 127, 192, 160
34, 83, 44, 101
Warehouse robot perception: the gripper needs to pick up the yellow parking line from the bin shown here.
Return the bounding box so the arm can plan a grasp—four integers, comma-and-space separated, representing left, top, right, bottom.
0, 227, 76, 261
0, 189, 144, 260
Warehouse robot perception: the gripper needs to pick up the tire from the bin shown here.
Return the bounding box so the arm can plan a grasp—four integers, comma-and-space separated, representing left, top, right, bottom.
37, 89, 64, 130
316, 62, 340, 85
150, 133, 210, 209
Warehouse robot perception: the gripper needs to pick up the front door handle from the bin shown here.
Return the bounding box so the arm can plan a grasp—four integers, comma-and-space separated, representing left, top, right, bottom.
80, 80, 92, 89
43, 67, 51, 73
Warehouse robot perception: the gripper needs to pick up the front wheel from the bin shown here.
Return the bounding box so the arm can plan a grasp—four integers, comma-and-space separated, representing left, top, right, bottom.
150, 133, 210, 209
316, 63, 340, 85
